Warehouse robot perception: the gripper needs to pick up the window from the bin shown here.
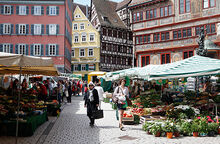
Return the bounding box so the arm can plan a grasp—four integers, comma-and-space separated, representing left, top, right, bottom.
211, 23, 216, 33
146, 10, 149, 20
74, 65, 78, 71
178, 30, 182, 38
161, 33, 165, 41
19, 24, 26, 34
153, 33, 160, 42
179, 0, 190, 14
49, 24, 56, 35
133, 13, 136, 22
161, 53, 170, 64
4, 5, 11, 15
3, 44, 10, 53
3, 24, 11, 34
173, 31, 178, 39
71, 49, 75, 57
81, 64, 86, 71
34, 24, 41, 35
49, 44, 56, 56
49, 6, 56, 15
168, 5, 172, 15
34, 6, 41, 15
147, 35, 151, 43
143, 35, 147, 43
183, 29, 187, 38
154, 8, 157, 18
74, 35, 79, 43
160, 7, 164, 17
141, 55, 150, 67
89, 34, 95, 42
183, 51, 194, 59
81, 34, 86, 42
187, 28, 192, 36
150, 10, 153, 19
18, 44, 26, 55
140, 36, 143, 44
136, 12, 140, 21
34, 44, 41, 56
88, 48, 93, 57
79, 49, 85, 57
203, 0, 215, 8
136, 36, 140, 44
80, 23, 85, 30
196, 24, 215, 35
19, 6, 26, 15
140, 12, 143, 21
164, 7, 168, 16
73, 24, 78, 30
166, 32, 170, 40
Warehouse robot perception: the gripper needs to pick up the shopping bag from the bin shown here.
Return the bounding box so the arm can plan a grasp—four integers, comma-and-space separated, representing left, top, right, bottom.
93, 109, 104, 119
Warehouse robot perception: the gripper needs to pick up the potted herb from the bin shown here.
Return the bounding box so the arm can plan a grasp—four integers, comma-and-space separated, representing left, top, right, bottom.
150, 123, 162, 137
163, 122, 175, 139
207, 123, 218, 136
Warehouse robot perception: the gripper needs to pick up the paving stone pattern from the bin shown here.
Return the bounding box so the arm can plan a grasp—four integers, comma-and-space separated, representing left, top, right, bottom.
1, 96, 220, 144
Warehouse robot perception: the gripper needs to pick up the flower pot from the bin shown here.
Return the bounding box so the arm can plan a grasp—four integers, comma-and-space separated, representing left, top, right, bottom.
154, 132, 161, 137
208, 131, 215, 137
193, 132, 199, 137
147, 131, 152, 135
174, 132, 180, 137
218, 128, 220, 135
166, 132, 173, 139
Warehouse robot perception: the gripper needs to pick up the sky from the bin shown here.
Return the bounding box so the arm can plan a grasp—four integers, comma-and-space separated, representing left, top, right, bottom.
74, 0, 123, 6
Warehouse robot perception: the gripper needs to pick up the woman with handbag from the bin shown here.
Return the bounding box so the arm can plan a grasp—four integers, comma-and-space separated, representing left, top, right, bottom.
84, 82, 99, 127
113, 79, 129, 130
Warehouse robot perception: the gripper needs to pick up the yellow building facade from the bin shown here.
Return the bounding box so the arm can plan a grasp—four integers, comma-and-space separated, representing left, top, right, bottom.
72, 5, 100, 81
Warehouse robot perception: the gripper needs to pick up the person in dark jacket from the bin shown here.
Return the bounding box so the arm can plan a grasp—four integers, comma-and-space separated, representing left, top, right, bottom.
84, 81, 99, 127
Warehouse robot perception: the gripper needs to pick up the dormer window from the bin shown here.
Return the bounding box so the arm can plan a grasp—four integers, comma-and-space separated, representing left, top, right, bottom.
103, 16, 108, 21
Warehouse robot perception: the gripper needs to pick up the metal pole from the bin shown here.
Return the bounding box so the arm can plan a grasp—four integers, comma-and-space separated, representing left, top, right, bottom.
15, 66, 22, 144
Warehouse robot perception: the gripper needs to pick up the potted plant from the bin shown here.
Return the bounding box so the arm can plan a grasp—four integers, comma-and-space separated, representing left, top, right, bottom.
207, 123, 218, 136
173, 124, 181, 137
150, 123, 162, 137
199, 117, 208, 136
163, 122, 175, 139
180, 121, 192, 136
191, 122, 200, 137
143, 122, 154, 135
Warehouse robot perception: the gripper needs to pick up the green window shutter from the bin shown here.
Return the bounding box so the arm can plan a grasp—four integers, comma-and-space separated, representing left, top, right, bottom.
16, 6, 19, 15
56, 24, 59, 34
11, 24, 13, 34
46, 24, 49, 35
78, 64, 81, 71
26, 44, 29, 55
41, 24, 44, 34
30, 44, 34, 56
31, 6, 34, 15
15, 44, 18, 54
41, 6, 44, 15
11, 6, 14, 14
1, 5, 4, 14
86, 64, 89, 71
46, 6, 49, 15
56, 6, 59, 15
56, 44, 59, 56
10, 44, 13, 53
0, 24, 3, 35
16, 24, 18, 34
31, 24, 34, 35
26, 24, 29, 34
46, 44, 49, 56
26, 6, 29, 15
41, 44, 44, 56
0, 44, 3, 52
71, 65, 74, 71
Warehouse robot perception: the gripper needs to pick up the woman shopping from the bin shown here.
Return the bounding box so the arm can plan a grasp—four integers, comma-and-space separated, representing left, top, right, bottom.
84, 82, 99, 127
113, 79, 129, 130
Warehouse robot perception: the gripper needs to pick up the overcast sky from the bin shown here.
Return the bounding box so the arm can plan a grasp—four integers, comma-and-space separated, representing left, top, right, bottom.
74, 0, 123, 6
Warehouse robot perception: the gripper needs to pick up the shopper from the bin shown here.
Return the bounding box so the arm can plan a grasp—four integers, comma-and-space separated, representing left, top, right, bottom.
84, 82, 99, 127
95, 83, 104, 109
113, 79, 129, 130
57, 80, 63, 104
67, 81, 72, 103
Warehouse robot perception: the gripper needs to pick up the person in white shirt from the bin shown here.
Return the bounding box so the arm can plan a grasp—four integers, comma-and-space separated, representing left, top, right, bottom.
95, 83, 104, 109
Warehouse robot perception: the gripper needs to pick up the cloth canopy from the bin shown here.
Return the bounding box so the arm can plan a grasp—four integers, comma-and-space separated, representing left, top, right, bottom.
0, 52, 58, 76
103, 55, 220, 81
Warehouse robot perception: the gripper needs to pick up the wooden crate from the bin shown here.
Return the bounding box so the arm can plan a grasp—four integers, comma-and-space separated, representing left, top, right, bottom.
140, 115, 167, 123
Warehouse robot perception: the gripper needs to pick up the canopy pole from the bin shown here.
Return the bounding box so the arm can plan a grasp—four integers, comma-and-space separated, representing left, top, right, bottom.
15, 66, 22, 144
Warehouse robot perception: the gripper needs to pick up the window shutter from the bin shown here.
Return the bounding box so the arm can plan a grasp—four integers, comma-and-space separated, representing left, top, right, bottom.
41, 24, 44, 34
30, 44, 34, 56
16, 6, 19, 15
26, 6, 29, 15
71, 65, 74, 72
31, 24, 34, 35
26, 24, 29, 34
41, 6, 44, 15
78, 64, 81, 71
41, 44, 44, 56
0, 24, 3, 35
56, 44, 59, 55
31, 6, 34, 15
16, 24, 18, 34
46, 44, 49, 56
46, 6, 49, 15
94, 64, 96, 71
46, 24, 49, 35
0, 44, 3, 52
11, 24, 13, 34
86, 64, 89, 71
15, 44, 18, 54
11, 6, 14, 14
10, 44, 13, 53
1, 5, 4, 14
26, 44, 29, 55
56, 6, 59, 15
56, 24, 59, 34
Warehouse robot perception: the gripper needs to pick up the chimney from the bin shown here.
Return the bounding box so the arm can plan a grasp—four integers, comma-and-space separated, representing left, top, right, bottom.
86, 5, 89, 18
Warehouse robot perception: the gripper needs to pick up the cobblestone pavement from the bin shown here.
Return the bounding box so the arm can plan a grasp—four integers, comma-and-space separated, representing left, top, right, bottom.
1, 96, 220, 144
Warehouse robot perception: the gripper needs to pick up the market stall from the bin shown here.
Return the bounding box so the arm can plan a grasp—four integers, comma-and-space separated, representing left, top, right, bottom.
0, 52, 58, 138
